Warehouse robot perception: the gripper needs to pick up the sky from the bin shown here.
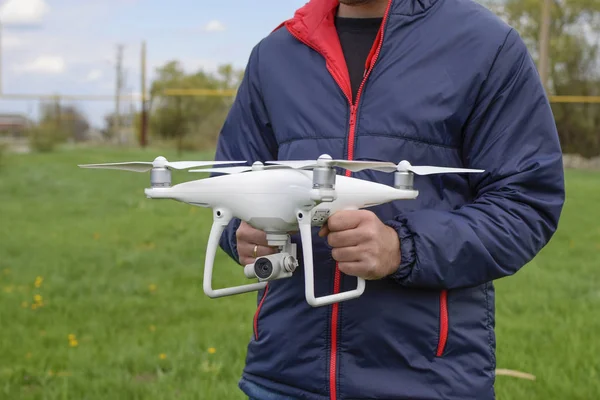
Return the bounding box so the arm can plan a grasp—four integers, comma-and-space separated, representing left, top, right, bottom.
0, 0, 308, 128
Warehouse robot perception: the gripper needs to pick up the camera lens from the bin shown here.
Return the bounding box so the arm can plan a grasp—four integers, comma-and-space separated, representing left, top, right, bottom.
254, 258, 273, 279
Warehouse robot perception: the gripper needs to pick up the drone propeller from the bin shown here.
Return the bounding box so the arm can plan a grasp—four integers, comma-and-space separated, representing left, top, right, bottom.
265, 156, 484, 175
395, 160, 484, 175
189, 166, 254, 174
78, 156, 246, 173
189, 162, 295, 174
265, 159, 399, 172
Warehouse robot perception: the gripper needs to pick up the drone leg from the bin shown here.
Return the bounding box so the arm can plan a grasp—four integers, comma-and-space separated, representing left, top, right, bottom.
203, 208, 267, 298
297, 210, 366, 307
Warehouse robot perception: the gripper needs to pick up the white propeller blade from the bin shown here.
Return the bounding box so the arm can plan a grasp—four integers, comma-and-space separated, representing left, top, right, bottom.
78, 157, 246, 172
78, 162, 154, 172
190, 164, 295, 174
329, 160, 398, 172
265, 160, 318, 169
265, 159, 398, 172
189, 166, 254, 174
265, 156, 484, 175
165, 161, 246, 170
402, 165, 485, 175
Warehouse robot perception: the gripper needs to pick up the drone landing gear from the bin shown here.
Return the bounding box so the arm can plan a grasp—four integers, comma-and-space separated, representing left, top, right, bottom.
297, 209, 366, 307
203, 208, 268, 298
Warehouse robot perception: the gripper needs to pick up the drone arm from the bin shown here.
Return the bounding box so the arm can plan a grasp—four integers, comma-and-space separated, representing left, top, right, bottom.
297, 210, 366, 307
385, 30, 564, 290
204, 208, 267, 298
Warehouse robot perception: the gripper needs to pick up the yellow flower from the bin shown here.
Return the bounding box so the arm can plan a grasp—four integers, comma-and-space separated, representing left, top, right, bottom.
68, 334, 76, 341
148, 284, 157, 292
3, 285, 14, 294
159, 353, 167, 360
149, 325, 156, 332
34, 276, 43, 288
31, 304, 38, 310
69, 339, 78, 347
208, 347, 216, 354
93, 233, 101, 240
25, 352, 32, 359
33, 294, 44, 307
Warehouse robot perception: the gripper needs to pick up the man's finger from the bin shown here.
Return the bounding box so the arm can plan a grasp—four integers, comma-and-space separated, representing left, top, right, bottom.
238, 242, 278, 259
318, 223, 330, 237
327, 229, 363, 248
327, 210, 364, 232
331, 246, 361, 263
237, 223, 270, 246
338, 261, 376, 280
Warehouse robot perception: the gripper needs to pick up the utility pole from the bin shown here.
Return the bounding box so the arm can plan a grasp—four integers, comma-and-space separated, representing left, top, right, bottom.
115, 44, 124, 144
140, 41, 148, 148
538, 0, 551, 93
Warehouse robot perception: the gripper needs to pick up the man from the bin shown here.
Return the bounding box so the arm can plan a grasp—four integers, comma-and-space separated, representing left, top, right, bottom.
214, 0, 565, 399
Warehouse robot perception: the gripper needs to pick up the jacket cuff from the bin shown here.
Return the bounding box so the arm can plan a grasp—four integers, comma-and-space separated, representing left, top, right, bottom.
220, 218, 242, 264
384, 217, 416, 281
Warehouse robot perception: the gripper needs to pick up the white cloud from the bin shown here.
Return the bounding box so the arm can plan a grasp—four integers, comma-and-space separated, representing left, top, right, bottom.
0, 0, 50, 26
19, 55, 66, 74
85, 69, 104, 82
3, 34, 23, 49
202, 20, 226, 32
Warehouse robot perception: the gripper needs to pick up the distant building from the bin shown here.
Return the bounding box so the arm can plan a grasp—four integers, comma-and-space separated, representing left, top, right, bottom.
0, 114, 31, 138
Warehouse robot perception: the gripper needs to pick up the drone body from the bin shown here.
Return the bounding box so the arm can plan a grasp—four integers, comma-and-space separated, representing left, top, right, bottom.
79, 155, 483, 307
145, 168, 419, 233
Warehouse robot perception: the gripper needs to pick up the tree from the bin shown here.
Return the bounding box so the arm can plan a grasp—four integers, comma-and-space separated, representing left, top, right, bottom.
148, 61, 243, 155
39, 101, 90, 142
479, 0, 600, 157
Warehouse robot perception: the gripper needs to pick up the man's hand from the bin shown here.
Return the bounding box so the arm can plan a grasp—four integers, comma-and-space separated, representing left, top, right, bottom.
318, 210, 401, 280
236, 221, 278, 266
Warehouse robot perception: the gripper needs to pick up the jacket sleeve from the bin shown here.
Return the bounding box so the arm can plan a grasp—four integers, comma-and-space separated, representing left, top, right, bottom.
213, 42, 279, 264
384, 28, 565, 290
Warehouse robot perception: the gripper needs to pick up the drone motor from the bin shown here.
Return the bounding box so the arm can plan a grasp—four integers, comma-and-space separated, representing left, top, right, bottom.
150, 166, 172, 188
309, 155, 337, 203
394, 171, 414, 190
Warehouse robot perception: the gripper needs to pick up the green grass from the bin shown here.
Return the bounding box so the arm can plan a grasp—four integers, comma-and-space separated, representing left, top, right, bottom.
0, 146, 598, 399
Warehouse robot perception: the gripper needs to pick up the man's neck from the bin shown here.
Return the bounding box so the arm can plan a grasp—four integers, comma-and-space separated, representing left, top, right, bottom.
337, 0, 388, 18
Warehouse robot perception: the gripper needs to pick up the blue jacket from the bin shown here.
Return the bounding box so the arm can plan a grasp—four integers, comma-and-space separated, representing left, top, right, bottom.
214, 0, 565, 398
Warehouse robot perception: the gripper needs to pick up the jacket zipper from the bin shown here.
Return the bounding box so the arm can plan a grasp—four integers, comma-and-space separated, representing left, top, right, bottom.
436, 289, 449, 356
253, 284, 269, 340
286, 2, 392, 398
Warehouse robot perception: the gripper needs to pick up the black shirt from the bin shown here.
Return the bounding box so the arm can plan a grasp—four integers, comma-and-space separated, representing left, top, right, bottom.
334, 17, 383, 102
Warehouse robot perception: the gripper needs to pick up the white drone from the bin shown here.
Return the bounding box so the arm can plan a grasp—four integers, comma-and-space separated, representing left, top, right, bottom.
79, 154, 483, 307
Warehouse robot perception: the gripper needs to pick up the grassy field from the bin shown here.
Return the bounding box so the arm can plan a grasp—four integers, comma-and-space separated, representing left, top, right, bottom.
1, 146, 598, 400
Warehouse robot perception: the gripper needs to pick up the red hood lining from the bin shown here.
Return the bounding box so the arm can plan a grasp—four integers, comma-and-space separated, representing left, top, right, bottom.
277, 0, 393, 103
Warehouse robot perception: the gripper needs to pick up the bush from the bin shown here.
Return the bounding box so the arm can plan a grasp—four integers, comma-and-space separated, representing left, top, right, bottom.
0, 142, 6, 169
27, 124, 68, 153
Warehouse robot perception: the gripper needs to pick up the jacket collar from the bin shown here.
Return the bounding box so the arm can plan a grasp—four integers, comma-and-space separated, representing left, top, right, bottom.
276, 0, 439, 103
283, 0, 439, 32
